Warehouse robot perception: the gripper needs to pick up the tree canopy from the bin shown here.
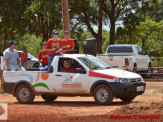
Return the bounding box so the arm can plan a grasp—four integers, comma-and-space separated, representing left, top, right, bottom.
0, 0, 162, 57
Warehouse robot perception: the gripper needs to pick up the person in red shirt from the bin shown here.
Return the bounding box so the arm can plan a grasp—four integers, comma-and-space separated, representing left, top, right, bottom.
38, 41, 48, 71
61, 31, 75, 54
20, 47, 28, 69
45, 30, 62, 69
61, 60, 76, 73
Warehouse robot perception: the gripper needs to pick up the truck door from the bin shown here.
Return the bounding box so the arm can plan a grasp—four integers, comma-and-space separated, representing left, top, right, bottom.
136, 46, 147, 71
53, 57, 89, 93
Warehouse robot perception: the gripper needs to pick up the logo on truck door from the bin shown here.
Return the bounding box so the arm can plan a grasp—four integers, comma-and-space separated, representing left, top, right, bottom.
62, 75, 82, 88
18, 73, 49, 90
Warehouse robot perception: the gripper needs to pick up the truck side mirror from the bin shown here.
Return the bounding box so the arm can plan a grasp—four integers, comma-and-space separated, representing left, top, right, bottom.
28, 57, 31, 60
138, 51, 143, 55
144, 51, 148, 55
76, 68, 86, 74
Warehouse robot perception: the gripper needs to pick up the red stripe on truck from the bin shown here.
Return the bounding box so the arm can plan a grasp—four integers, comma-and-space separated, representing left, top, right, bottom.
89, 70, 116, 79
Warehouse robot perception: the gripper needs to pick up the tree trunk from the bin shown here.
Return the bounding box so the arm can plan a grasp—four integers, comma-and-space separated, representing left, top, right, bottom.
142, 39, 145, 48
130, 25, 136, 44
109, 19, 115, 45
97, 0, 104, 54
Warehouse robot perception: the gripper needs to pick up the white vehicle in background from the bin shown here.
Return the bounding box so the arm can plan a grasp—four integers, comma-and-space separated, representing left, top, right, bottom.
97, 44, 152, 78
18, 51, 39, 69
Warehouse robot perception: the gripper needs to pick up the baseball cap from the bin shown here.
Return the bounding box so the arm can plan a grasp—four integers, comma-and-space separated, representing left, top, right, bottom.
22, 47, 26, 50
8, 40, 17, 46
52, 30, 58, 34
64, 30, 69, 34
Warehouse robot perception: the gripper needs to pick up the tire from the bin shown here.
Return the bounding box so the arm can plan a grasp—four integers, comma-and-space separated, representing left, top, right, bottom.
120, 96, 136, 102
133, 64, 137, 73
41, 94, 58, 102
93, 84, 113, 105
143, 64, 153, 78
15, 84, 35, 104
33, 63, 39, 68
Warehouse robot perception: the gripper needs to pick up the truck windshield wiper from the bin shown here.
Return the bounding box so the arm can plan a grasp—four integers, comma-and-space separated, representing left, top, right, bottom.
104, 67, 111, 69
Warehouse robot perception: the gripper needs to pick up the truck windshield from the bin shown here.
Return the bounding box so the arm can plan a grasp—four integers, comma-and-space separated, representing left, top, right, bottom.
107, 46, 133, 53
78, 57, 111, 70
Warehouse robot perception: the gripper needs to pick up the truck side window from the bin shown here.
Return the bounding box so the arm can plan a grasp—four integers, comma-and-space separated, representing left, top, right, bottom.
135, 46, 139, 54
58, 58, 85, 73
137, 46, 145, 55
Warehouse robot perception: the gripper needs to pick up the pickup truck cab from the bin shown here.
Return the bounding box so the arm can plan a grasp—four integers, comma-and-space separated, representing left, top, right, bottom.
97, 44, 152, 78
1, 54, 146, 105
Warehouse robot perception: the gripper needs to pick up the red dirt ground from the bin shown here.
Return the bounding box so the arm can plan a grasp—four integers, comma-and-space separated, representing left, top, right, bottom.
0, 82, 163, 122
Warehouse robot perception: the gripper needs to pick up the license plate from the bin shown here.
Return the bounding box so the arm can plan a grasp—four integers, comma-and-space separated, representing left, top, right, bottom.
137, 86, 144, 91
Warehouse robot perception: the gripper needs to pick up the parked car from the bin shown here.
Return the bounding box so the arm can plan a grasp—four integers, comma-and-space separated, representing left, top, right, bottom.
2, 54, 146, 105
97, 44, 152, 78
18, 51, 39, 69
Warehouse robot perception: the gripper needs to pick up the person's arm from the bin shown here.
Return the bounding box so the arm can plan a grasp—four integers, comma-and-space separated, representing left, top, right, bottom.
17, 57, 21, 67
63, 47, 74, 53
44, 48, 57, 51
38, 51, 42, 67
4, 51, 10, 71
5, 59, 10, 71
39, 60, 42, 67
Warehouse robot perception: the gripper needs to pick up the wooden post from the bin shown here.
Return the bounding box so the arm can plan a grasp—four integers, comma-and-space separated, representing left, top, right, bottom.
62, 0, 71, 34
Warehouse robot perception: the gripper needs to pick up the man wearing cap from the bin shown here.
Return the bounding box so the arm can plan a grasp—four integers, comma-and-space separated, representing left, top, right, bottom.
61, 31, 74, 54
38, 41, 48, 71
45, 30, 62, 69
3, 40, 25, 71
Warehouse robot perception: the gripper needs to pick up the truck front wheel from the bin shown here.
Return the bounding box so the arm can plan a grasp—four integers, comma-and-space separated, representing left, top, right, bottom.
120, 96, 136, 102
133, 64, 137, 73
93, 84, 113, 105
143, 64, 153, 78
15, 84, 35, 104
41, 94, 58, 102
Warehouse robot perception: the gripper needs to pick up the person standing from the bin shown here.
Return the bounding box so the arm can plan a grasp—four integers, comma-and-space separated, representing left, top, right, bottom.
61, 31, 75, 54
20, 47, 28, 69
38, 41, 48, 71
45, 30, 62, 68
3, 40, 25, 71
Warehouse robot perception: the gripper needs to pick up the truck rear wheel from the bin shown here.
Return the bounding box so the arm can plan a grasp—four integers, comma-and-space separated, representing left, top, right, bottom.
93, 84, 113, 105
41, 94, 58, 102
120, 96, 136, 102
15, 84, 35, 104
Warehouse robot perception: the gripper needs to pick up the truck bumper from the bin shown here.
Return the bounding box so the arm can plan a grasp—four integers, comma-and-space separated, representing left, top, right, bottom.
108, 82, 146, 98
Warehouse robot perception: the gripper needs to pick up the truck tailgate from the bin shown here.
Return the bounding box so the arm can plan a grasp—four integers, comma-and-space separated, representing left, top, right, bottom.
97, 55, 126, 68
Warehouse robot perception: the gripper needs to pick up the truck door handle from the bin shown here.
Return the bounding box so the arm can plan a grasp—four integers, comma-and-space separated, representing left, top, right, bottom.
55, 74, 62, 76
109, 59, 113, 61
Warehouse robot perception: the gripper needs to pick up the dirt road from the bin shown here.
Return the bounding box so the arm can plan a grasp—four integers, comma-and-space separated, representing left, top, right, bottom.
0, 82, 163, 122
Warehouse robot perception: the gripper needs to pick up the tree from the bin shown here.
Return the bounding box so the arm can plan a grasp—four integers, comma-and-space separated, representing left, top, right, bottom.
136, 19, 163, 48
70, 0, 104, 54
102, 0, 158, 45
25, 0, 62, 41
0, 0, 32, 51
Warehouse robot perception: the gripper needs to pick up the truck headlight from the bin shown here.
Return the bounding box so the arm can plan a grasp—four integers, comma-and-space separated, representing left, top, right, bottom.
114, 78, 130, 84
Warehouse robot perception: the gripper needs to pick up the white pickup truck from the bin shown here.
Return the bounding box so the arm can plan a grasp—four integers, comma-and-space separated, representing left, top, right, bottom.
1, 54, 146, 105
97, 44, 152, 78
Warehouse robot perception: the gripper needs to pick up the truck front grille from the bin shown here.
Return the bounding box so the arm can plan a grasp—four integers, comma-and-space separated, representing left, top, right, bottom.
129, 78, 141, 82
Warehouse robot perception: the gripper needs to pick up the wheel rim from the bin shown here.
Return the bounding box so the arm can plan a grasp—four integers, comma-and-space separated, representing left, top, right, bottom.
147, 67, 152, 76
96, 88, 108, 103
18, 88, 30, 101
